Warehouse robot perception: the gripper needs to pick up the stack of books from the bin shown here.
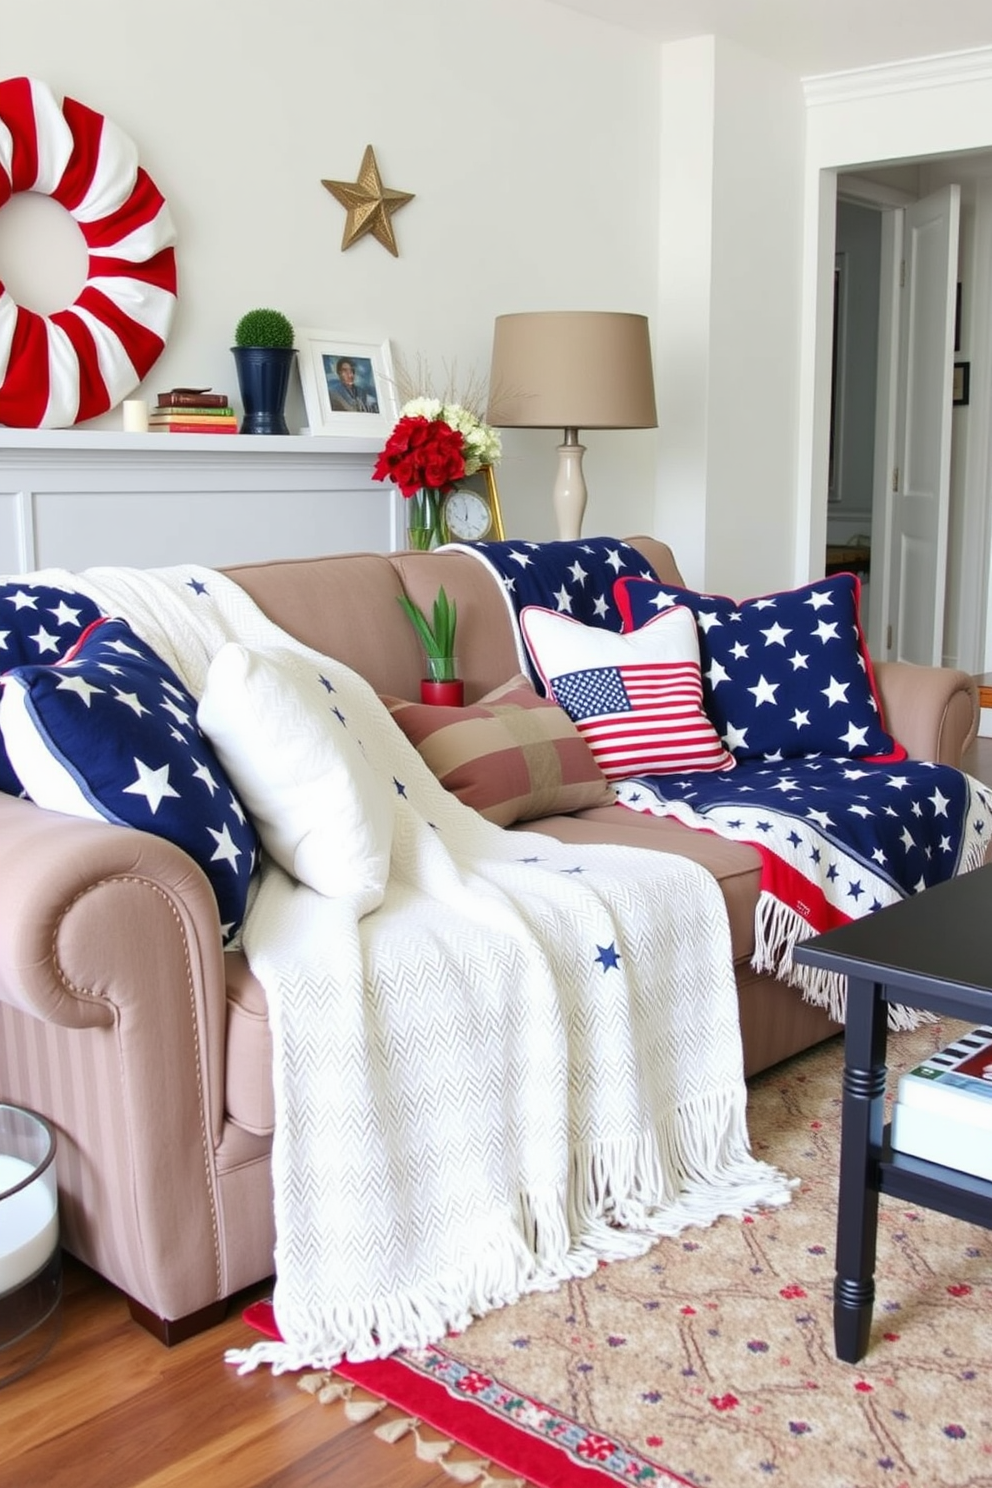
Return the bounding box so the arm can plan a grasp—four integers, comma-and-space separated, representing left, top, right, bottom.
150, 389, 238, 434
890, 1024, 992, 1181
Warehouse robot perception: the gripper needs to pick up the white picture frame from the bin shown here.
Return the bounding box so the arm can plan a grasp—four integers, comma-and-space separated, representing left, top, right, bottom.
295, 327, 398, 438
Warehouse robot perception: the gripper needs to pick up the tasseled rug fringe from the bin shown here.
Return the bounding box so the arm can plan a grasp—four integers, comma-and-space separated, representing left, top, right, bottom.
299, 1372, 527, 1486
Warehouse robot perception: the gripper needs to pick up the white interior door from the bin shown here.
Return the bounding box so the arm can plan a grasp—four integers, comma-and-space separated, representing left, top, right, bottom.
886, 184, 960, 666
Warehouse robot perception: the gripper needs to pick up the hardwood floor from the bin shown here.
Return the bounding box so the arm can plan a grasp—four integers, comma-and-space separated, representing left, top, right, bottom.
1, 1259, 468, 1488
6, 733, 992, 1486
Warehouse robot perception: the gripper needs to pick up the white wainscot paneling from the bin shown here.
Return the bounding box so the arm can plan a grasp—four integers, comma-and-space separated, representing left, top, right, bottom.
0, 431, 403, 575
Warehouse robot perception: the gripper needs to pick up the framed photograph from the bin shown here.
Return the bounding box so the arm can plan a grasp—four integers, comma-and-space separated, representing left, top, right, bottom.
953, 361, 970, 407
441, 466, 505, 542
296, 327, 399, 437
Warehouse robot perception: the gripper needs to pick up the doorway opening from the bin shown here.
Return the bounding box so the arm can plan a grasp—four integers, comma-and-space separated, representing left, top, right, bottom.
828, 155, 992, 674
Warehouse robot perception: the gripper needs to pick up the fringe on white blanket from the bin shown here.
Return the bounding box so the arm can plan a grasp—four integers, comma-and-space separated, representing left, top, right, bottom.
21, 560, 795, 1374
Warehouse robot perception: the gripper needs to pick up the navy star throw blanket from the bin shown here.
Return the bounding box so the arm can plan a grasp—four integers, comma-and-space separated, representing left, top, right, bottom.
441, 536, 658, 684
615, 759, 992, 1025
445, 538, 992, 1025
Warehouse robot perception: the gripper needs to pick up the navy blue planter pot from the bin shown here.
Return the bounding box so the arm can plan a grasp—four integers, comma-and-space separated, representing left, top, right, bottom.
231, 346, 297, 435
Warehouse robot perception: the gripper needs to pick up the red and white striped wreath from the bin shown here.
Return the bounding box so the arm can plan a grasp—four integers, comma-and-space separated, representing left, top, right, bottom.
0, 76, 177, 427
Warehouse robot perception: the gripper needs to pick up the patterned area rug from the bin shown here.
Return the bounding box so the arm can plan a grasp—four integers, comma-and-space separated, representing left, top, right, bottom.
246, 1018, 992, 1487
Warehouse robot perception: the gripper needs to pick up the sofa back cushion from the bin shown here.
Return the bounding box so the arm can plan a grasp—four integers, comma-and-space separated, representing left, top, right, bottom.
223, 537, 686, 707
223, 553, 425, 697
225, 548, 529, 704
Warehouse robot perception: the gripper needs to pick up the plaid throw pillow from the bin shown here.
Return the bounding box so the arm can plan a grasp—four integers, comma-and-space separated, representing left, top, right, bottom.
383, 674, 615, 825
614, 574, 905, 764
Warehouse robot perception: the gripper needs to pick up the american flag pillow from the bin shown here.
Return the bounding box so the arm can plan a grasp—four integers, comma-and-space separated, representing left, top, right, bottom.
519, 604, 735, 780
614, 573, 905, 764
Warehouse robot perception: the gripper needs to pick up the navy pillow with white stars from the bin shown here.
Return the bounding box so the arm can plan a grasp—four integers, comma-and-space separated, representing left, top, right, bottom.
0, 617, 259, 942
0, 581, 104, 795
615, 573, 905, 764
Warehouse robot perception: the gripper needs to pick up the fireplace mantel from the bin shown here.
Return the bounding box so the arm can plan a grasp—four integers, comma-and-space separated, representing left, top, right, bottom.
0, 430, 402, 574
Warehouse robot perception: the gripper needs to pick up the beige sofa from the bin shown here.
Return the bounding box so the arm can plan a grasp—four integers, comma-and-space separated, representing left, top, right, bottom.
0, 537, 979, 1342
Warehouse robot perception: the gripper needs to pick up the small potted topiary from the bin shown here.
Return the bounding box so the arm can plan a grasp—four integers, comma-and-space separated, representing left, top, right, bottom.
231, 308, 297, 435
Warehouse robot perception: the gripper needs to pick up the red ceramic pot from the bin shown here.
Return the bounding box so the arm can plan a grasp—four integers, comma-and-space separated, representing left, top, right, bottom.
420, 678, 464, 706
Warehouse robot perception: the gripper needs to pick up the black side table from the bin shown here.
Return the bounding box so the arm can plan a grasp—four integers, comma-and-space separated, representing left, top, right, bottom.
793, 861, 992, 1364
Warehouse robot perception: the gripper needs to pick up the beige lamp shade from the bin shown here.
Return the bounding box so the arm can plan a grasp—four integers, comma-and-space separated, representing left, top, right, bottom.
486, 311, 657, 430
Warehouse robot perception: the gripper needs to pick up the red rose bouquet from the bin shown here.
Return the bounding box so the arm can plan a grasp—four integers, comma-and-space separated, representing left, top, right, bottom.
373, 415, 466, 498
372, 415, 466, 549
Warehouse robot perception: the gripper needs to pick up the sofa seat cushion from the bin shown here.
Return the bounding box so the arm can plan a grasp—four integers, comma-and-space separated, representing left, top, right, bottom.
515, 805, 762, 964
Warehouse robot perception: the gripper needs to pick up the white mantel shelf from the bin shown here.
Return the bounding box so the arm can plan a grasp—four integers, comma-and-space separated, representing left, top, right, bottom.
0, 429, 401, 574
0, 430, 381, 458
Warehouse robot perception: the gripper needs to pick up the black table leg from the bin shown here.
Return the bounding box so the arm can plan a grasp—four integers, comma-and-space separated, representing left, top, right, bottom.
833, 974, 889, 1363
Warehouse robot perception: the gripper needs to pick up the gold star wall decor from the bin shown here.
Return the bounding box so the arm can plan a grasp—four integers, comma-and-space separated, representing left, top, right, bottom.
321, 145, 415, 257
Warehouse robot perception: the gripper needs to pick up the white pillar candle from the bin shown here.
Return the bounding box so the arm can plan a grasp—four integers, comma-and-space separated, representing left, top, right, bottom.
122, 398, 149, 433
0, 1154, 59, 1294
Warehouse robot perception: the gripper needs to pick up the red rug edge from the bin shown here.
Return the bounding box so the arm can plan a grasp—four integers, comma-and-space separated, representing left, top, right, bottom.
241, 1299, 693, 1488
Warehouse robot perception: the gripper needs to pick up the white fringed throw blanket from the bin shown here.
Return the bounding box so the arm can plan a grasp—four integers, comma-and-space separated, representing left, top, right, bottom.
41, 562, 793, 1373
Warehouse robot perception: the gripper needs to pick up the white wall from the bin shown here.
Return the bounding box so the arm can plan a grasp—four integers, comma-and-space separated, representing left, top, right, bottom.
656, 37, 805, 595
0, 0, 663, 548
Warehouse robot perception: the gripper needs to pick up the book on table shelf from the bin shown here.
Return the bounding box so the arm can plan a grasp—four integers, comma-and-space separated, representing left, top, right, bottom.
891, 1024, 992, 1180
147, 420, 239, 435
156, 388, 231, 409
893, 1024, 992, 1127
148, 411, 237, 424
890, 1101, 992, 1182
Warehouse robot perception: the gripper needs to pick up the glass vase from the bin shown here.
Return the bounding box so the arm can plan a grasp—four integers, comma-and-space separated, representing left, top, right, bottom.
406, 488, 447, 551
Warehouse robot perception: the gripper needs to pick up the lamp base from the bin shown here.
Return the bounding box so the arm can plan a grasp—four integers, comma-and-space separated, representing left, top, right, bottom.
553, 435, 587, 541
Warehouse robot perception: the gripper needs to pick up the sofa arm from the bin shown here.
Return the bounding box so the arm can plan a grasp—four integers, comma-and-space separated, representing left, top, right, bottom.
0, 793, 244, 1319
873, 660, 978, 766
0, 794, 228, 1137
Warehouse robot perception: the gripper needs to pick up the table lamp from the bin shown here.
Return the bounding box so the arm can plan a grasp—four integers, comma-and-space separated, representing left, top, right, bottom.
486, 310, 657, 540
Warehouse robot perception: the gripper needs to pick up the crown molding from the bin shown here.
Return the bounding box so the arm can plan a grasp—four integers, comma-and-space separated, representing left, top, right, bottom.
803, 46, 992, 107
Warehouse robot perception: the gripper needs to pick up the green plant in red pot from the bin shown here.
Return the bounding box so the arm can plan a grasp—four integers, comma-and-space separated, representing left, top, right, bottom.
398, 586, 463, 706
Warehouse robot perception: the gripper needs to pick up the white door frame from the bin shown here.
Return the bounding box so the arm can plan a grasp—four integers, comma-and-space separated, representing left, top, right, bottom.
867, 205, 901, 660
799, 54, 992, 672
